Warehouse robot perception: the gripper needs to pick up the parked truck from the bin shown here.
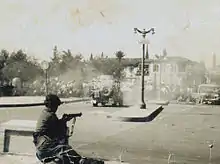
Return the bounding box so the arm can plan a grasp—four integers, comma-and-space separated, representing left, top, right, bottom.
90, 79, 123, 107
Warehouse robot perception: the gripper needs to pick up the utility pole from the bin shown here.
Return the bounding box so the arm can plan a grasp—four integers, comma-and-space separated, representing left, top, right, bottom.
134, 28, 155, 109
42, 61, 49, 95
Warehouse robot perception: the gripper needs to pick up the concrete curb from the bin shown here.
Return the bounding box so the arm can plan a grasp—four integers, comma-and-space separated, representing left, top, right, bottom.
148, 100, 170, 106
107, 105, 164, 123
0, 98, 90, 108
169, 101, 196, 105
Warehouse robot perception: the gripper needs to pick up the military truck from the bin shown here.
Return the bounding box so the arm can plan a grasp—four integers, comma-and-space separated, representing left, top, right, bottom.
90, 79, 124, 107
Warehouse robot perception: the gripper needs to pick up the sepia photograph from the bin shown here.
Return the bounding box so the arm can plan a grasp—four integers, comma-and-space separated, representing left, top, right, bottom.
0, 0, 220, 163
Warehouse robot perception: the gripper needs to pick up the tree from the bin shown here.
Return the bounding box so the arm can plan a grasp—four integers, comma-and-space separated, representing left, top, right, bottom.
0, 49, 9, 61
49, 46, 74, 76
59, 49, 74, 71
89, 51, 127, 79
0, 49, 9, 80
52, 45, 59, 62
162, 48, 167, 58
62, 49, 72, 58
90, 53, 93, 61
101, 52, 104, 58
9, 50, 27, 62
115, 50, 125, 63
2, 49, 42, 82
114, 50, 125, 80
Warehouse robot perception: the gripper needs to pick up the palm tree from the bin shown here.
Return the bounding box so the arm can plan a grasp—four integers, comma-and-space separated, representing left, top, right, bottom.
115, 50, 125, 63
62, 49, 72, 57
113, 51, 125, 81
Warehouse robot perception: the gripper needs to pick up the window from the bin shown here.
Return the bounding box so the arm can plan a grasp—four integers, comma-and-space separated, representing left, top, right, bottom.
172, 64, 177, 72
153, 64, 159, 72
166, 64, 172, 72
178, 63, 186, 72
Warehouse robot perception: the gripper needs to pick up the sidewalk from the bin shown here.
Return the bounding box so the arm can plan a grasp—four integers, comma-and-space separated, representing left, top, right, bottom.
0, 96, 88, 104
147, 100, 169, 105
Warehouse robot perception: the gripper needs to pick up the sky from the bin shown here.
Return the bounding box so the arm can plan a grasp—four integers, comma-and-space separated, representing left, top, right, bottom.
0, 0, 220, 67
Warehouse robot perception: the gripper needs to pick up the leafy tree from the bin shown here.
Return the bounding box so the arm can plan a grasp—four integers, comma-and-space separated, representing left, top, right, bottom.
2, 49, 42, 82
89, 50, 126, 78
0, 49, 9, 80
9, 50, 27, 61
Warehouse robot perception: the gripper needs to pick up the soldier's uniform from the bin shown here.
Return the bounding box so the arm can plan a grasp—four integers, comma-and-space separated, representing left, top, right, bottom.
33, 94, 81, 163
34, 94, 104, 164
34, 108, 66, 151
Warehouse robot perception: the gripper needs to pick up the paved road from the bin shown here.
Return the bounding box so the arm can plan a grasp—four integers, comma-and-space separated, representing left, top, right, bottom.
1, 102, 220, 164
66, 103, 220, 164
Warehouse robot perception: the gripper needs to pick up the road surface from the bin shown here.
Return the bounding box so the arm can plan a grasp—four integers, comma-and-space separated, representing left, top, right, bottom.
0, 101, 220, 164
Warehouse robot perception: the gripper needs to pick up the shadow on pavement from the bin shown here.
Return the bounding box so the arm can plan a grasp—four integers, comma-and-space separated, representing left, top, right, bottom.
118, 106, 164, 122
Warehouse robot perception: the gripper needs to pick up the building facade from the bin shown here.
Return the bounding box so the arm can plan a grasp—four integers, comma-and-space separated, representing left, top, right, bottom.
123, 57, 206, 88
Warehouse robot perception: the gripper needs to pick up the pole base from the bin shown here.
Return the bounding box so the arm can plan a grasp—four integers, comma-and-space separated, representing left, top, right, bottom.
140, 103, 146, 109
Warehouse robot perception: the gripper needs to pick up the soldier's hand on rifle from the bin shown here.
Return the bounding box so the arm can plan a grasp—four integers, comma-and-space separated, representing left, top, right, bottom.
61, 113, 82, 122
61, 114, 73, 122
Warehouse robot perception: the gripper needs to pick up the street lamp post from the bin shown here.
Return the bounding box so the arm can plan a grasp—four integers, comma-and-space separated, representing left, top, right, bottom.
134, 28, 155, 109
42, 61, 49, 95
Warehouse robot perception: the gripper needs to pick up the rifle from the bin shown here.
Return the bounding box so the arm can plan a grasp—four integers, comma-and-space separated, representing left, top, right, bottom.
63, 112, 82, 120
63, 112, 82, 138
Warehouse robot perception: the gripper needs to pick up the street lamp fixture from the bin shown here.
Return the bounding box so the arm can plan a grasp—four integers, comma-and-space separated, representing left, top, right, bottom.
134, 27, 155, 109
41, 61, 49, 95
134, 28, 155, 37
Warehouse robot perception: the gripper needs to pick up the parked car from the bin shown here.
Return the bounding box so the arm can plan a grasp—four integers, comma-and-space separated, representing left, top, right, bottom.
196, 84, 220, 105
